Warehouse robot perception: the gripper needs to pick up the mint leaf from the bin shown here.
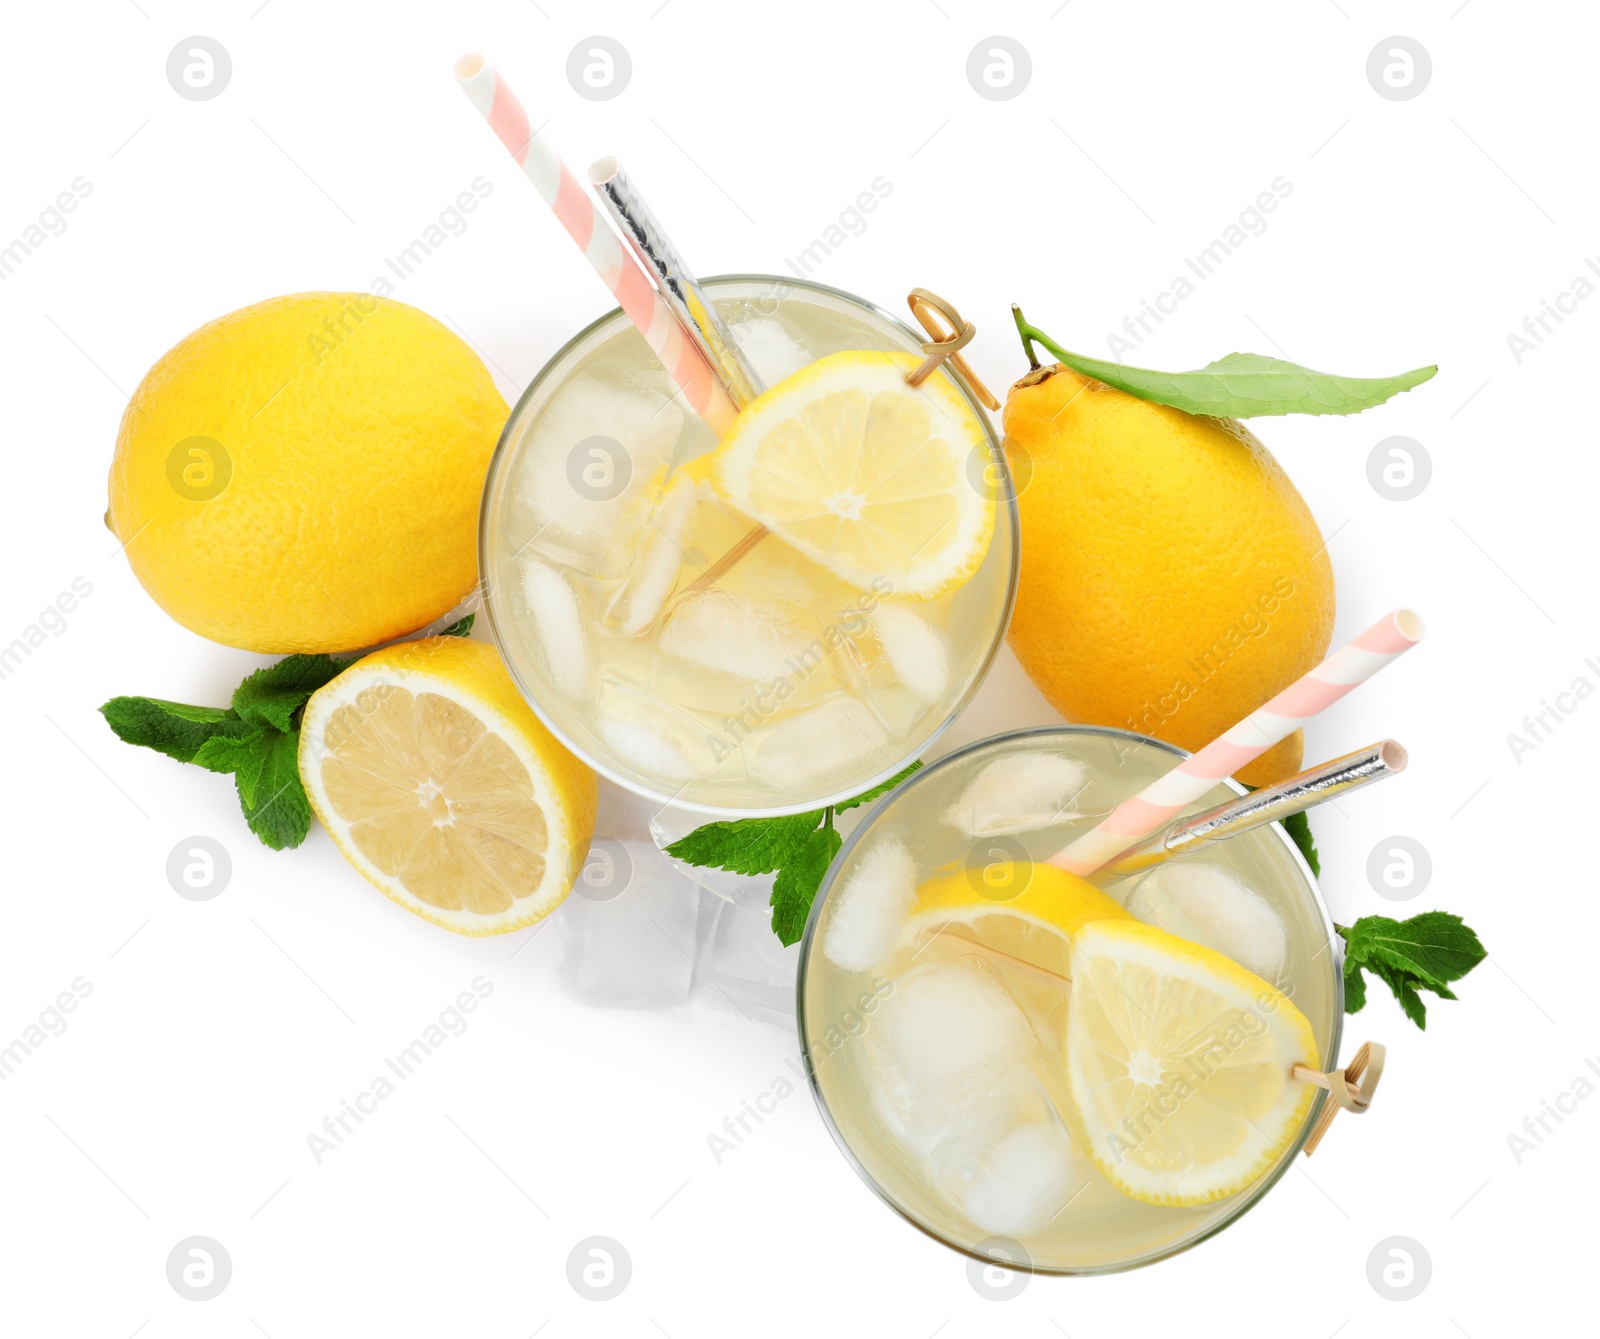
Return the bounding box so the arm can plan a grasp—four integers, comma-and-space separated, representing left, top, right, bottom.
665, 810, 824, 875
1014, 312, 1436, 418
439, 613, 475, 637
835, 760, 922, 814
1281, 810, 1320, 877
99, 696, 254, 763
232, 654, 347, 732
103, 650, 339, 852
1343, 958, 1368, 1013
192, 731, 272, 807
1366, 956, 1429, 1029
771, 823, 843, 945
239, 730, 312, 850
1358, 911, 1486, 987
1338, 911, 1486, 1030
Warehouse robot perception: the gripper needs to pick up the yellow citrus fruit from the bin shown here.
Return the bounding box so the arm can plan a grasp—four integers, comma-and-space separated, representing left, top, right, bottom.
1002, 366, 1334, 786
298, 636, 597, 936
902, 862, 1129, 979
710, 351, 994, 598
107, 293, 508, 654
1064, 918, 1317, 1206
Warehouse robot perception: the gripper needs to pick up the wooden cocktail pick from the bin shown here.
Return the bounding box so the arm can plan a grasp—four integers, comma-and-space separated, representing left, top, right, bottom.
1294, 1042, 1386, 1155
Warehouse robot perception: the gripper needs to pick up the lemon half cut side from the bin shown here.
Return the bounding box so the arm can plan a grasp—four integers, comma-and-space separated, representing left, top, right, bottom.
299, 637, 597, 936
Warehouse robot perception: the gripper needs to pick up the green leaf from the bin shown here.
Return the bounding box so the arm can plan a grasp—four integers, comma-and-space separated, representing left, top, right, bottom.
99, 696, 254, 763
1345, 912, 1486, 988
191, 730, 272, 806
232, 654, 348, 732
664, 809, 825, 875
770, 823, 843, 946
1343, 960, 1368, 1013
1280, 810, 1320, 877
238, 730, 312, 850
1014, 313, 1436, 419
1366, 956, 1429, 1029
835, 760, 922, 813
438, 613, 476, 637
1337, 911, 1486, 1030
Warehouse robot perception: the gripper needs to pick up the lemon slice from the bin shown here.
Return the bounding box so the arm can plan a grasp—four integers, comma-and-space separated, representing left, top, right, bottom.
901, 863, 1128, 979
299, 637, 597, 936
709, 350, 994, 598
1065, 919, 1317, 1206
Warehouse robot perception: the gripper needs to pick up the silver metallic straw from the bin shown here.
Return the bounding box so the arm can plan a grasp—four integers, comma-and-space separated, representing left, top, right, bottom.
589, 156, 765, 409
1097, 740, 1408, 878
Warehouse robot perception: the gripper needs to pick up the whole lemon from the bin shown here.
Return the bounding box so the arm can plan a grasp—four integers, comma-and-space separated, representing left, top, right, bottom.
107, 293, 508, 654
1003, 365, 1335, 787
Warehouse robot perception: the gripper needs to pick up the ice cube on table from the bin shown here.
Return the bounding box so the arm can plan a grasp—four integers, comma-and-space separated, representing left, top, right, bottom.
514, 375, 682, 579
727, 317, 814, 385
693, 890, 800, 1026
604, 467, 699, 636
822, 834, 916, 972
558, 838, 702, 1009
865, 956, 1036, 1156
520, 558, 593, 700
1125, 861, 1289, 983
595, 672, 726, 782
950, 751, 1089, 837
747, 693, 890, 792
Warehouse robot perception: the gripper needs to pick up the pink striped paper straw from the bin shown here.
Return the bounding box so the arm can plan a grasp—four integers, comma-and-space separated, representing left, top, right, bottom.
1050, 608, 1425, 876
453, 53, 738, 436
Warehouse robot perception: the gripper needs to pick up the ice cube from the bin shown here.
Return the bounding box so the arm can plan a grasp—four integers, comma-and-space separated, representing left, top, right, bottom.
657, 590, 825, 682
727, 317, 814, 385
865, 956, 1035, 1156
594, 672, 727, 782
958, 1119, 1085, 1238
841, 603, 950, 735
515, 376, 682, 579
822, 834, 916, 972
519, 558, 592, 700
693, 890, 800, 1025
1125, 861, 1289, 983
747, 693, 890, 792
950, 751, 1089, 837
558, 838, 702, 1008
603, 466, 699, 636
872, 604, 950, 703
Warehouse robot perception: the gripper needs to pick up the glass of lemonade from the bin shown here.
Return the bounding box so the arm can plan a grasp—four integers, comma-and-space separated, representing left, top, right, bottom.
798, 726, 1343, 1274
479, 276, 1018, 815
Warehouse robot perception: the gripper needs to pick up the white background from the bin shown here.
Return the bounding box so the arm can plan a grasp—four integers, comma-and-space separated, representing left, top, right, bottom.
0, 1, 1590, 1335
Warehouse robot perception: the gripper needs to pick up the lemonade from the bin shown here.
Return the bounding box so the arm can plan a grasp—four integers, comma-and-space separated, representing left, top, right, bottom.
798, 727, 1342, 1273
480, 277, 1017, 814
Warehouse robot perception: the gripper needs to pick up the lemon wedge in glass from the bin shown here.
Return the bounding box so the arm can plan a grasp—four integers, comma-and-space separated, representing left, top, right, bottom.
709, 350, 994, 598
1065, 919, 1318, 1206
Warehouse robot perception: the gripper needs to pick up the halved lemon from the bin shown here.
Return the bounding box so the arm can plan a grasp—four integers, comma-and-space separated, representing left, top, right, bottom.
709, 350, 994, 598
1065, 919, 1317, 1206
298, 637, 597, 935
900, 863, 1128, 979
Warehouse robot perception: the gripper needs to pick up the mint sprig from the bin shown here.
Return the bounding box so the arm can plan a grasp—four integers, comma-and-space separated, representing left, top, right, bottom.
1338, 911, 1486, 1030
99, 615, 474, 850
665, 761, 921, 945
1012, 308, 1436, 418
